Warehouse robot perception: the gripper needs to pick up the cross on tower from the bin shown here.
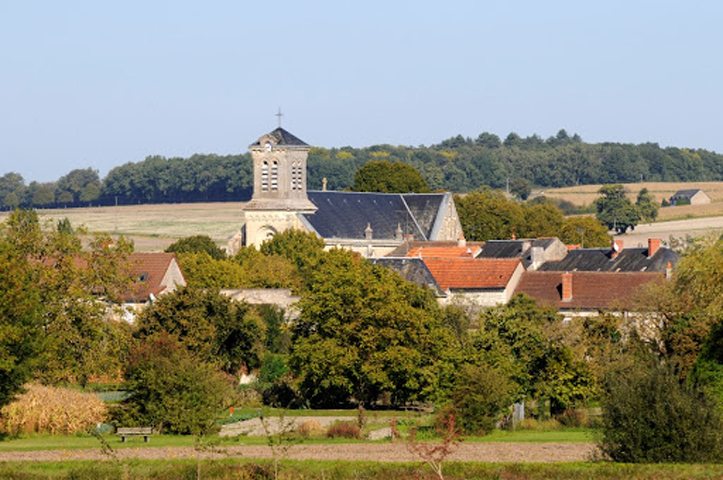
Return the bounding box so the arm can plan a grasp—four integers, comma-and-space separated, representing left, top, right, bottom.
275, 107, 283, 128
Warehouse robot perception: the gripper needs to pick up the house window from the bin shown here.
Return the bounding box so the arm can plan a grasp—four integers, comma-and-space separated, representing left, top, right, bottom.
291, 161, 302, 191
261, 161, 269, 191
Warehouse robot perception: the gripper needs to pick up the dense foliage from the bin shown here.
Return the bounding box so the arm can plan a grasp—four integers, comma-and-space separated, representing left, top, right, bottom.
4, 129, 723, 209
120, 333, 234, 435
455, 188, 610, 245
352, 160, 431, 193
599, 359, 723, 463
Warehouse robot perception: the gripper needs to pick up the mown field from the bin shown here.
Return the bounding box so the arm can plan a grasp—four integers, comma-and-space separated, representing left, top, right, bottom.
2, 181, 723, 252
0, 202, 248, 252
542, 181, 723, 221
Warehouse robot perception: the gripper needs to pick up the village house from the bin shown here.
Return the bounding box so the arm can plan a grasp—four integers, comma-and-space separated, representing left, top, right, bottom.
669, 188, 711, 206
120, 252, 186, 321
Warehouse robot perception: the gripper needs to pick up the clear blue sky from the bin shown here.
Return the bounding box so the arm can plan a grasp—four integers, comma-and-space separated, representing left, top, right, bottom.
1, 1, 721, 183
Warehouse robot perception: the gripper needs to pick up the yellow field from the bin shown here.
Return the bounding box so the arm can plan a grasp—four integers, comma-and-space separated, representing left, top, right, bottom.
541, 182, 723, 221
0, 202, 247, 252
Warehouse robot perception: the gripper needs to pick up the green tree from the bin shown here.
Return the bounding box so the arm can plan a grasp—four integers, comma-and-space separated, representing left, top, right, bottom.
521, 203, 565, 238
166, 235, 226, 260
509, 178, 532, 200
558, 216, 611, 248
352, 160, 431, 193
636, 187, 659, 223
599, 359, 723, 463
594, 184, 640, 234
135, 286, 266, 374
0, 223, 42, 407
259, 229, 326, 277
121, 333, 234, 434
455, 189, 525, 241
290, 249, 447, 407
476, 295, 595, 415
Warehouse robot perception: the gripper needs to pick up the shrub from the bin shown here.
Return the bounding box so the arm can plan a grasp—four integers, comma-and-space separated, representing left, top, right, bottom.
120, 333, 234, 435
326, 421, 362, 439
556, 408, 589, 428
447, 364, 517, 435
0, 384, 106, 435
297, 419, 323, 438
599, 359, 723, 463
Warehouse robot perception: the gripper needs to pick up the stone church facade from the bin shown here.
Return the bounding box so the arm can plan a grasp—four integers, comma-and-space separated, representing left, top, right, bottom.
234, 127, 464, 256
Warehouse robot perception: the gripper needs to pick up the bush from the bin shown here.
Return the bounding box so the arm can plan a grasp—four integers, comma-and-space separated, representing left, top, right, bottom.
297, 419, 323, 438
0, 384, 106, 435
120, 333, 234, 435
599, 359, 723, 463
326, 421, 362, 439
555, 408, 589, 428
448, 364, 517, 435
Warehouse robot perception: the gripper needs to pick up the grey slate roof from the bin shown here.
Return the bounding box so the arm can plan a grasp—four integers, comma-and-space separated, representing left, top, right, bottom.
478, 238, 559, 268
250, 127, 308, 146
538, 246, 679, 272
370, 257, 445, 296
302, 191, 447, 241
671, 189, 701, 198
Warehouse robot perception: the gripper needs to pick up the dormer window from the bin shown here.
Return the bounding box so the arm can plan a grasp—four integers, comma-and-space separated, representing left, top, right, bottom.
138, 273, 148, 282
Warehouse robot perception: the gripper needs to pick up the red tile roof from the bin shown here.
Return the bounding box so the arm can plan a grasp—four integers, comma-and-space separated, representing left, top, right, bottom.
423, 258, 521, 290
513, 271, 663, 310
405, 245, 482, 259
123, 252, 183, 302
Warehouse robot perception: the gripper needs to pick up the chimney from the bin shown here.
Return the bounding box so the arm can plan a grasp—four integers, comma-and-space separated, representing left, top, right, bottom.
530, 246, 544, 271
395, 223, 403, 242
666, 261, 672, 280
365, 223, 373, 241
322, 177, 328, 191
562, 272, 573, 302
610, 239, 624, 259
648, 238, 661, 258
457, 235, 466, 248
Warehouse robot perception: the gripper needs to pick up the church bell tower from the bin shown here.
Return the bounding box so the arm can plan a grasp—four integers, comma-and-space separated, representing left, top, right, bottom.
239, 127, 317, 248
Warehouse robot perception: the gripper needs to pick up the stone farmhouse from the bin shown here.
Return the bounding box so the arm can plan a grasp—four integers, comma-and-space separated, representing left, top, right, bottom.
669, 188, 711, 206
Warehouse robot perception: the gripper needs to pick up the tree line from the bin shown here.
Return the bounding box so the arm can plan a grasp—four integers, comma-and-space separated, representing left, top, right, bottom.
3, 129, 723, 209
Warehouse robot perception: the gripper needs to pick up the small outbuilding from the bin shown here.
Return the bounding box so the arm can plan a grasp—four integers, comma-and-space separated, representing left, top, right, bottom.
670, 189, 711, 206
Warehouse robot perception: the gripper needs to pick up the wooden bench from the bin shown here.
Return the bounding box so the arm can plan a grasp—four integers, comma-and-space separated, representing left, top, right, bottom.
117, 427, 154, 442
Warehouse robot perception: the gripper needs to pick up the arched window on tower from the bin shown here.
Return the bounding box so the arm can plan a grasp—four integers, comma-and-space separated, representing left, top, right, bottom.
291, 161, 302, 191
261, 161, 269, 191
271, 161, 278, 191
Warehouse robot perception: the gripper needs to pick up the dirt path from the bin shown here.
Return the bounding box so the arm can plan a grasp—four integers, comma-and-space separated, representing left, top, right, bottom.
0, 442, 597, 463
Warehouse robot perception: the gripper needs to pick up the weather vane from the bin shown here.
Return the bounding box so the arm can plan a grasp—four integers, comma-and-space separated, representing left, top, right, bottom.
276, 107, 283, 128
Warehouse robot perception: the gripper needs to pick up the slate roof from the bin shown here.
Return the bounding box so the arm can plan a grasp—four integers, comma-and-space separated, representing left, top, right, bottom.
514, 271, 663, 310
123, 252, 184, 302
478, 238, 562, 268
422, 258, 521, 290
538, 246, 678, 272
249, 127, 308, 147
671, 189, 702, 198
302, 191, 448, 241
370, 257, 444, 296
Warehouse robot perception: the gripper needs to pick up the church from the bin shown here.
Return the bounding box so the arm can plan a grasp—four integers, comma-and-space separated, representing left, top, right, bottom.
233, 127, 464, 257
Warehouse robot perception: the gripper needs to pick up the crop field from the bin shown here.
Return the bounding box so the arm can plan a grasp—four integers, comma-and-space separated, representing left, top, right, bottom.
542, 181, 723, 220
0, 202, 248, 252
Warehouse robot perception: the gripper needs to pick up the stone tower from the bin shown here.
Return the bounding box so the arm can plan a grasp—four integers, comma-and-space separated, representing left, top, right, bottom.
239, 127, 317, 248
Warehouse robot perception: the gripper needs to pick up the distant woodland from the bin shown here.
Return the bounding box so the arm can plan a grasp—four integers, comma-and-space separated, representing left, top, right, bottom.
3, 129, 723, 209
